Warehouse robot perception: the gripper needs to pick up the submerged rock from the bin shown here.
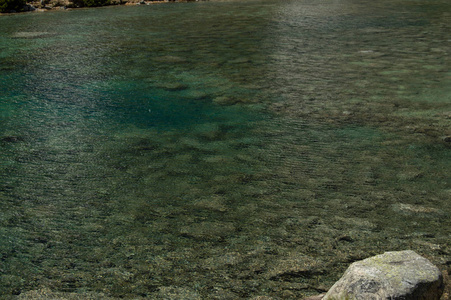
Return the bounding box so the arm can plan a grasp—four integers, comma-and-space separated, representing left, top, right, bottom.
392, 203, 442, 216
156, 82, 189, 91
184, 90, 209, 100
153, 55, 187, 63
155, 286, 201, 300
16, 288, 111, 299
323, 250, 444, 300
266, 253, 323, 281
180, 221, 236, 241
1, 135, 25, 143
12, 32, 51, 39
212, 95, 257, 106
213, 96, 241, 106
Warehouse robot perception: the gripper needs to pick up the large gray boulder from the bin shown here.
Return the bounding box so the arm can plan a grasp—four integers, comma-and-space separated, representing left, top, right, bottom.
323, 250, 444, 300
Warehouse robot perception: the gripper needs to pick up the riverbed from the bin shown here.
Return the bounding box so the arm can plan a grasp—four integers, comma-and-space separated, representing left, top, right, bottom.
0, 0, 450, 298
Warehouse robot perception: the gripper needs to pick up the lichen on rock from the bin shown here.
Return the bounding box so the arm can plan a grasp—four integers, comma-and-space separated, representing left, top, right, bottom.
323, 250, 444, 300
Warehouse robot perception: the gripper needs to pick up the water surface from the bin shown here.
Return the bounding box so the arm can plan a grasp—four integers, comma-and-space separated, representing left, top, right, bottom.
0, 0, 450, 298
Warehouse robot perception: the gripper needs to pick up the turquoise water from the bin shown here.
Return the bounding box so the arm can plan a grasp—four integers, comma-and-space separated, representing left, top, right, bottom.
1, 0, 450, 298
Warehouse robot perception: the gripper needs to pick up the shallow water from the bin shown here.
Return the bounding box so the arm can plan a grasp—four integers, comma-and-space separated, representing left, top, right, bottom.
0, 0, 450, 298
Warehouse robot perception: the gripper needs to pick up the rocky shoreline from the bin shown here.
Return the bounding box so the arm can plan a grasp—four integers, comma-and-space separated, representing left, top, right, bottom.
2, 0, 198, 14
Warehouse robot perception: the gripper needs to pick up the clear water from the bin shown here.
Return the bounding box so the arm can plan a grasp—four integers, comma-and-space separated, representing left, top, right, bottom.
0, 0, 450, 298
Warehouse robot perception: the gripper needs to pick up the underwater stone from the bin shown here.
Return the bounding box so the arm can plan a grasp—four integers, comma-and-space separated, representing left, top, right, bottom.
393, 203, 441, 216
1, 136, 25, 143
156, 82, 189, 91
213, 96, 241, 106
16, 288, 111, 299
155, 286, 201, 299
153, 55, 187, 63
266, 253, 323, 281
192, 196, 228, 212
323, 250, 444, 300
180, 221, 235, 241
12, 32, 50, 39
192, 123, 223, 141
184, 90, 209, 100
213, 95, 257, 106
